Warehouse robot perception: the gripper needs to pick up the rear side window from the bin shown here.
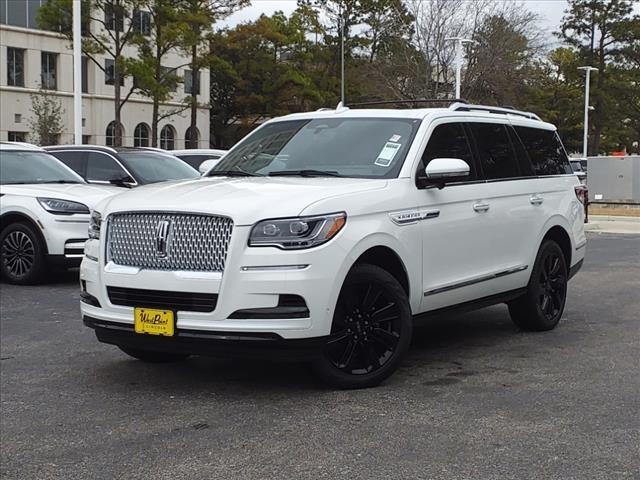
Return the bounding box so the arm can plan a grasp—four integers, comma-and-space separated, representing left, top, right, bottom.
513, 127, 572, 175
468, 123, 519, 180
86, 152, 127, 182
418, 122, 476, 182
50, 151, 87, 178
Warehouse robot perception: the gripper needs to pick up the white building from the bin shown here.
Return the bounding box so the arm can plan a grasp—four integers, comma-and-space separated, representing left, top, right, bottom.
0, 0, 210, 149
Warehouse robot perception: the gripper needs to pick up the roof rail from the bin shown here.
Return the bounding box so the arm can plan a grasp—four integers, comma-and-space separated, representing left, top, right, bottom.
449, 103, 541, 121
347, 98, 468, 108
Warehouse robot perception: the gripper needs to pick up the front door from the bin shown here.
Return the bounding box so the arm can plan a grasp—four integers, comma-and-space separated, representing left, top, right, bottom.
415, 120, 504, 312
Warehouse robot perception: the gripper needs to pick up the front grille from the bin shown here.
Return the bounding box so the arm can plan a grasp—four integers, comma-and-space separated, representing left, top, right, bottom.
107, 286, 218, 312
107, 212, 233, 272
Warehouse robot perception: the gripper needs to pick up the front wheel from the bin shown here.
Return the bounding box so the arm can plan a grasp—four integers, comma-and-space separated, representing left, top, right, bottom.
0, 222, 47, 285
312, 264, 412, 389
508, 240, 568, 331
118, 346, 190, 363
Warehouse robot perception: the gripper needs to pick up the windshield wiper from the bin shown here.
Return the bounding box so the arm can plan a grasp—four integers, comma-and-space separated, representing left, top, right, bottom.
208, 168, 262, 177
268, 169, 343, 177
38, 180, 84, 184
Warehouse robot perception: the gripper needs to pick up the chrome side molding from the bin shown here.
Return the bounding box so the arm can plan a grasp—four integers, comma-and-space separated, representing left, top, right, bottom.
424, 265, 528, 296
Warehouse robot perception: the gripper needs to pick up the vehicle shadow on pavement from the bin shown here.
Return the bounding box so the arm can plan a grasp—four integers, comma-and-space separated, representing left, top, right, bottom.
84, 305, 520, 394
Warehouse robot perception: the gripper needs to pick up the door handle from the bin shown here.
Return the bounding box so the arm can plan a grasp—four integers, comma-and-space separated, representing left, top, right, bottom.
473, 202, 490, 212
530, 194, 544, 205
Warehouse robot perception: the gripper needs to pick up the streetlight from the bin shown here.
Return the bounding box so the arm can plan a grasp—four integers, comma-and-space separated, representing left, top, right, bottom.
445, 37, 475, 99
578, 66, 598, 159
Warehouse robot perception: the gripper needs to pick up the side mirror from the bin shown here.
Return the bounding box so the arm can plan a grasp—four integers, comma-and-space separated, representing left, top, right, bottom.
423, 158, 470, 188
199, 158, 221, 175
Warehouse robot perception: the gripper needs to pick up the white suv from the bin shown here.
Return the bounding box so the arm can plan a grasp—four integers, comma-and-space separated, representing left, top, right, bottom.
1, 143, 117, 284
81, 102, 587, 388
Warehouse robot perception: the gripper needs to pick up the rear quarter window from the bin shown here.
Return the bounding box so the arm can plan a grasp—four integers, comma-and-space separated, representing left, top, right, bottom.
513, 127, 572, 176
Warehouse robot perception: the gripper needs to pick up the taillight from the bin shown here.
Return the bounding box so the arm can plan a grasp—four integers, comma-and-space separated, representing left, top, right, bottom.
574, 185, 588, 204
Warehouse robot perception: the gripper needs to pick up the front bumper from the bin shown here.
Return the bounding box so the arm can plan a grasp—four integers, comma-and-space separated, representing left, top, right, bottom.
84, 316, 326, 361
39, 213, 89, 261
80, 225, 352, 340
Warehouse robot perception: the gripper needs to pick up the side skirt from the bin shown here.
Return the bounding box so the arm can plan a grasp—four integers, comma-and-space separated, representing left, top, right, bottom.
413, 287, 527, 324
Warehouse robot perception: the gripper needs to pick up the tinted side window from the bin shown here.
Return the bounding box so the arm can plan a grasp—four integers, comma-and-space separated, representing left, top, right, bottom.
418, 123, 475, 183
507, 125, 534, 177
468, 123, 519, 180
86, 152, 126, 182
514, 127, 572, 175
50, 151, 87, 178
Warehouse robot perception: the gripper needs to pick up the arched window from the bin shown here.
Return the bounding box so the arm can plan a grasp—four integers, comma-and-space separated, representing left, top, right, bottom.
160, 125, 175, 150
105, 121, 123, 147
184, 126, 199, 149
133, 123, 150, 147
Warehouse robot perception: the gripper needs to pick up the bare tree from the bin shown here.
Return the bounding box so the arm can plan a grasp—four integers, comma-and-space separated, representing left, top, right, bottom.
405, 0, 543, 102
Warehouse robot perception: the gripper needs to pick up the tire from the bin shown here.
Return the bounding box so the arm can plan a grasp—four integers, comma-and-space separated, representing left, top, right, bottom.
312, 264, 413, 389
118, 346, 190, 363
508, 240, 568, 332
0, 222, 47, 285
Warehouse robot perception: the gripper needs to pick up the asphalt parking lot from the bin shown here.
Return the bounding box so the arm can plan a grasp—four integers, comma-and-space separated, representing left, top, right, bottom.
1, 232, 638, 480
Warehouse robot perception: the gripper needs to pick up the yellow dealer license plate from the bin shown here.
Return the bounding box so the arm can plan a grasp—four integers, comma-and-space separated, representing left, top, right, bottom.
134, 308, 174, 336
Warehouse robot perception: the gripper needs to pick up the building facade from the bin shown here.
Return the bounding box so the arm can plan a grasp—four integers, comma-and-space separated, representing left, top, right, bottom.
0, 0, 210, 148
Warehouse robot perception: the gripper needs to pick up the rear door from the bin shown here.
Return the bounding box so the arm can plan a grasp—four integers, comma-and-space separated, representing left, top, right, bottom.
463, 121, 537, 293
511, 125, 578, 257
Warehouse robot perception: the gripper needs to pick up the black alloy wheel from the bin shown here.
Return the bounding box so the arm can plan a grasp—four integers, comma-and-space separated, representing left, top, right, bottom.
537, 250, 567, 322
0, 223, 46, 285
508, 240, 568, 332
312, 264, 412, 389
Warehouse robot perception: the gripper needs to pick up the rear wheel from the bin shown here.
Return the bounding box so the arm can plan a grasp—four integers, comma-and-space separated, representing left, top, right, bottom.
508, 240, 568, 331
312, 264, 412, 389
0, 222, 47, 285
118, 346, 190, 363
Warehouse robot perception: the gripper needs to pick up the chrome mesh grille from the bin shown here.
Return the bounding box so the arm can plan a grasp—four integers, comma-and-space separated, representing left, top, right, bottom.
107, 212, 233, 272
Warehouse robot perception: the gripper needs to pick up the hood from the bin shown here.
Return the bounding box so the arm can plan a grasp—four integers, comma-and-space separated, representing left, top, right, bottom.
0, 183, 120, 210
99, 176, 388, 225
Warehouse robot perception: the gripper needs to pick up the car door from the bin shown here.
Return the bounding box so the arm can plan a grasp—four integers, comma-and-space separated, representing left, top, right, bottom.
85, 152, 132, 184
462, 121, 539, 296
414, 120, 503, 312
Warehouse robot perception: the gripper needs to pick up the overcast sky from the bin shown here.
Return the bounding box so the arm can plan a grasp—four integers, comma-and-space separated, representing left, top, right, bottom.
218, 0, 572, 37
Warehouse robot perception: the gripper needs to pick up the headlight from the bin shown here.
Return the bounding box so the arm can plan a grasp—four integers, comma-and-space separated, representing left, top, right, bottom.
37, 197, 90, 215
249, 212, 346, 249
88, 211, 102, 240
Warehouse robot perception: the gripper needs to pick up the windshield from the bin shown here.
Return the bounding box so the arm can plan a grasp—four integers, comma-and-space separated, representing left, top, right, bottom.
209, 118, 421, 178
118, 151, 200, 184
0, 150, 85, 185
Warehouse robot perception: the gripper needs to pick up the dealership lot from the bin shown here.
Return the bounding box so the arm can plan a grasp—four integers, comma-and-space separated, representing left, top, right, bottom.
1, 232, 638, 480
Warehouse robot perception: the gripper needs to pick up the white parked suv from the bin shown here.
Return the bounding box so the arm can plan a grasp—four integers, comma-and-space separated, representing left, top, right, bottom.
0, 143, 117, 284
81, 102, 587, 388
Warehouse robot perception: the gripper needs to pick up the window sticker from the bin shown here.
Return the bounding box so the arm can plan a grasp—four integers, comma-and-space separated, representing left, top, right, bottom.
375, 142, 402, 167
389, 134, 402, 142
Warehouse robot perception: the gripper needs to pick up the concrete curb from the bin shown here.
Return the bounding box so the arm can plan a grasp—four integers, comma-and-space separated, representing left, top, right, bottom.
588, 215, 640, 223
585, 218, 640, 234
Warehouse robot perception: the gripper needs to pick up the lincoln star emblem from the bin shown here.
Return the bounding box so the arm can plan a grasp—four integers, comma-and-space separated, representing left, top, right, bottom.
155, 220, 172, 258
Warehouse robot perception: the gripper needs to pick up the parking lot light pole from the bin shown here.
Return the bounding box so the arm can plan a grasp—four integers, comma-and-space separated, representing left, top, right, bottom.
445, 37, 475, 99
73, 0, 82, 144
578, 66, 598, 159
